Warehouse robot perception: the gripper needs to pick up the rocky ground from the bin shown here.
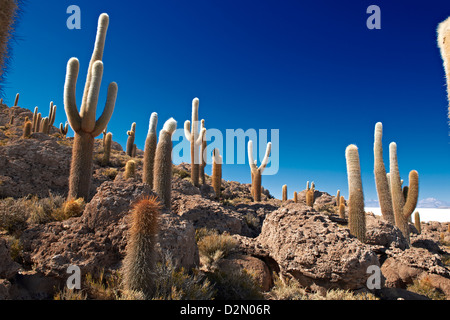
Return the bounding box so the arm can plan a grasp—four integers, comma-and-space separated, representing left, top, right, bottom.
0, 101, 449, 300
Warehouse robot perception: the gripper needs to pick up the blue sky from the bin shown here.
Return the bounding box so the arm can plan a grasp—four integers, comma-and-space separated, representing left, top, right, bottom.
2, 0, 450, 203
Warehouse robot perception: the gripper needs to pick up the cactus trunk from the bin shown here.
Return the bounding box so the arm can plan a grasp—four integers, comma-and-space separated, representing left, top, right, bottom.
212, 148, 222, 199
282, 185, 287, 201
102, 132, 112, 166
68, 131, 95, 200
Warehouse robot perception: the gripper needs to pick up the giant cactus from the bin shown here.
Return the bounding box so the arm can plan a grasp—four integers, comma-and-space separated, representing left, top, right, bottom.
154, 118, 177, 208
63, 13, 118, 200
374, 122, 395, 224
248, 140, 271, 202
184, 98, 206, 187
143, 112, 158, 187
389, 142, 419, 245
200, 119, 207, 185
345, 144, 366, 243
438, 17, 450, 121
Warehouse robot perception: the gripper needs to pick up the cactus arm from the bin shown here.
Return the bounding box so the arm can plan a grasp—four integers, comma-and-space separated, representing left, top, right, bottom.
403, 170, 419, 219
248, 140, 257, 171
64, 58, 82, 132
81, 61, 104, 132
91, 82, 118, 137
258, 142, 272, 173
81, 13, 109, 113
148, 112, 158, 136
184, 120, 192, 141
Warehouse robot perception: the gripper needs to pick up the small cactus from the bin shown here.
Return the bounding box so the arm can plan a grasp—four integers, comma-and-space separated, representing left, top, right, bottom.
143, 112, 158, 188
102, 132, 112, 166
13, 93, 19, 106
282, 185, 287, 201
126, 122, 136, 157
306, 188, 315, 207
122, 196, 161, 299
414, 211, 421, 234
336, 190, 340, 207
345, 144, 366, 243
184, 98, 206, 187
154, 118, 177, 208
339, 196, 346, 219
60, 122, 69, 138
22, 120, 32, 138
124, 160, 136, 179
248, 140, 271, 202
32, 107, 38, 132
293, 191, 298, 203
212, 148, 222, 199
40, 117, 49, 133
47, 101, 56, 133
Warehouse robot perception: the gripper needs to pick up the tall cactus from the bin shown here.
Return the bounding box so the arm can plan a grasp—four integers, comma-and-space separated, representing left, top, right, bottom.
143, 112, 158, 187
122, 196, 161, 299
389, 142, 419, 245
46, 101, 56, 133
248, 140, 271, 202
200, 119, 207, 185
345, 144, 366, 243
184, 98, 205, 187
336, 190, 340, 207
31, 107, 38, 132
154, 118, 177, 208
63, 13, 118, 201
126, 122, 136, 157
438, 17, 450, 121
212, 148, 222, 199
374, 122, 395, 224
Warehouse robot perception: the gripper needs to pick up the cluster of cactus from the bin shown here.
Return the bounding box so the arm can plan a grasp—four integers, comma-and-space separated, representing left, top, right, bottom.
30, 102, 57, 134
373, 122, 419, 244
63, 13, 118, 201
248, 140, 272, 202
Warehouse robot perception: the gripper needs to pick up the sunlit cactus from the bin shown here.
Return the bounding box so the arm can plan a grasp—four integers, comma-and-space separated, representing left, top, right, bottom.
63, 13, 118, 200
345, 144, 366, 243
126, 122, 136, 157
212, 148, 222, 199
437, 17, 450, 122
143, 112, 158, 187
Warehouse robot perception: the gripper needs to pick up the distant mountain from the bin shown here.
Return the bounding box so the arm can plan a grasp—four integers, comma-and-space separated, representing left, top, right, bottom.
417, 198, 450, 209
365, 198, 450, 209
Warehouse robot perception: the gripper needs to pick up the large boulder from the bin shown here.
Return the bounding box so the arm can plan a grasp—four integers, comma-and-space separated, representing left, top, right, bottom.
238, 203, 380, 291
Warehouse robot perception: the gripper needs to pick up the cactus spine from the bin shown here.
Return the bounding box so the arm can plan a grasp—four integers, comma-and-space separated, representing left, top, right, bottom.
212, 148, 222, 199
126, 122, 136, 157
154, 118, 177, 208
374, 122, 395, 224
184, 98, 205, 187
143, 112, 158, 188
438, 17, 450, 121
63, 13, 118, 201
122, 196, 161, 299
102, 132, 112, 166
282, 185, 287, 201
345, 144, 366, 243
248, 140, 271, 202
389, 143, 419, 245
